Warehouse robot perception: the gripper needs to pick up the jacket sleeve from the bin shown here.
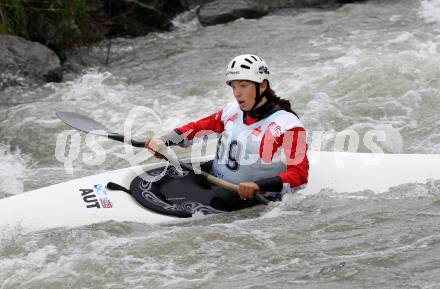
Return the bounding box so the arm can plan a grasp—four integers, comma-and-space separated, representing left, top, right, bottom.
255, 127, 309, 192
160, 110, 224, 146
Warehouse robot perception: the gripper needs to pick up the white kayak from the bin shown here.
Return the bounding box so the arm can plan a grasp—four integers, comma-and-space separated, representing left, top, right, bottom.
1, 151, 440, 233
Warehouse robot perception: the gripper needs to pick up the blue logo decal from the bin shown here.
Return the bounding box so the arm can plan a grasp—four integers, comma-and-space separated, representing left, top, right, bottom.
94, 184, 108, 196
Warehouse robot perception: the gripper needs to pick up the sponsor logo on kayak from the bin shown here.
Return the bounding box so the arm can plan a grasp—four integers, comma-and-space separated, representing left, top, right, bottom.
94, 184, 108, 196
79, 184, 113, 209
99, 197, 113, 208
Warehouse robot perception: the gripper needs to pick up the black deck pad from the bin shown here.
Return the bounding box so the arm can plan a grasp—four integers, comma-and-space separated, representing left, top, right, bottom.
129, 163, 260, 218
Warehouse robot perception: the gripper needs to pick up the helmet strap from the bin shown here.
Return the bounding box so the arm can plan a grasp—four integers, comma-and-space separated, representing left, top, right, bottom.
250, 82, 263, 111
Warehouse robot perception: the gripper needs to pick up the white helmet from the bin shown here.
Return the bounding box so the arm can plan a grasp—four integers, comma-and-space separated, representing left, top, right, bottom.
225, 54, 270, 85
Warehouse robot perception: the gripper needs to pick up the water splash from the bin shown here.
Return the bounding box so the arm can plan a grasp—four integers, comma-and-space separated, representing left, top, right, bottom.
171, 7, 201, 33
0, 144, 29, 198
59, 70, 120, 103
419, 0, 440, 24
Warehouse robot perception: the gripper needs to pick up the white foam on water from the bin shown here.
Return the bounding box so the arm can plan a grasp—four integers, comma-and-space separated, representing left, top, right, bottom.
389, 14, 404, 22
0, 244, 59, 287
49, 70, 155, 129
59, 70, 126, 104
341, 122, 404, 153
171, 7, 201, 33
0, 144, 30, 197
302, 92, 344, 131
399, 88, 440, 153
419, 0, 440, 24
388, 31, 415, 44
333, 47, 361, 68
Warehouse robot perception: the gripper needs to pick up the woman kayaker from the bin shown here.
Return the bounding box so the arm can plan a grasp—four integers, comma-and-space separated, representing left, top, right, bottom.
146, 54, 309, 202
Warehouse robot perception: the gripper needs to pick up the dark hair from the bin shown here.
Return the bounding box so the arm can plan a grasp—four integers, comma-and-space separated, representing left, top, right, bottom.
264, 81, 298, 117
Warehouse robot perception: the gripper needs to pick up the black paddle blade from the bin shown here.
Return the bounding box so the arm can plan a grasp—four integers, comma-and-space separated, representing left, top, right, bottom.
56, 111, 111, 136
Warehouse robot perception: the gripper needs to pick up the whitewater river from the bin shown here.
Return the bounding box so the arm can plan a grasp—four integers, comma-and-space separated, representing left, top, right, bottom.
1, 0, 440, 287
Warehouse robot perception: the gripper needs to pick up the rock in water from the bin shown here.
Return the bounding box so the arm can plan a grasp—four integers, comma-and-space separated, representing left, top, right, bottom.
196, 0, 364, 26
197, 0, 268, 26
0, 35, 62, 89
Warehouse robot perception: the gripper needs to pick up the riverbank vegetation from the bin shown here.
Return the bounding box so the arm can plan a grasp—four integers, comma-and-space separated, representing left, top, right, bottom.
0, 0, 185, 60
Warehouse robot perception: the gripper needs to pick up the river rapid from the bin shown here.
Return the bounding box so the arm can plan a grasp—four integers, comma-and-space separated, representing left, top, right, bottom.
1, 0, 440, 288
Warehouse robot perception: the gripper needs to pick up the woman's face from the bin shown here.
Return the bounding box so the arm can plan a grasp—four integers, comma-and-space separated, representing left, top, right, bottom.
229, 80, 257, 111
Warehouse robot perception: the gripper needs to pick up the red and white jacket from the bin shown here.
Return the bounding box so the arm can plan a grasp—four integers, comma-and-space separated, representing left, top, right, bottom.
163, 102, 309, 194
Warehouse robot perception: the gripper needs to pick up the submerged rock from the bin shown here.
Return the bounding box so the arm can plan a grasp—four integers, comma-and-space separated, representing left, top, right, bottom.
196, 0, 367, 26
0, 35, 62, 89
197, 0, 268, 26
